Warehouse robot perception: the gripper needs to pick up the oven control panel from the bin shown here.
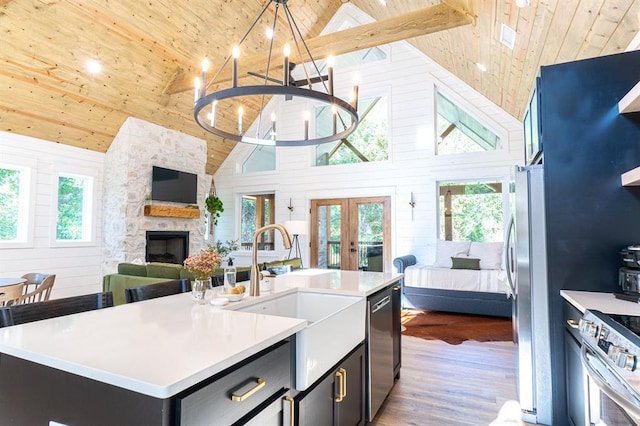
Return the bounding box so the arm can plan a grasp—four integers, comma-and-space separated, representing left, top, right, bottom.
580, 311, 640, 373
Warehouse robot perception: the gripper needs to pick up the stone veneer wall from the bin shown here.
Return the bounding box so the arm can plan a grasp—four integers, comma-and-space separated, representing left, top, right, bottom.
101, 117, 211, 276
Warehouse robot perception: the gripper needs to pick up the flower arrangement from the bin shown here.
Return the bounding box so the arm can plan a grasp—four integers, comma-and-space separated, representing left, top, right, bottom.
183, 247, 222, 280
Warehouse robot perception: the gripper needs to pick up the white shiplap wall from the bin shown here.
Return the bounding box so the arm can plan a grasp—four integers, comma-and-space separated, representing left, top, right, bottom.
211, 4, 524, 269
0, 132, 105, 298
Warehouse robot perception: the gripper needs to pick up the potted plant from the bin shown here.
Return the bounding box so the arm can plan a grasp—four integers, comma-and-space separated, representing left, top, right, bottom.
205, 194, 224, 227
211, 239, 240, 264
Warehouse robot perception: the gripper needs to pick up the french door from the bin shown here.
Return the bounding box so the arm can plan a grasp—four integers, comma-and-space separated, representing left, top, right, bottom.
310, 197, 391, 272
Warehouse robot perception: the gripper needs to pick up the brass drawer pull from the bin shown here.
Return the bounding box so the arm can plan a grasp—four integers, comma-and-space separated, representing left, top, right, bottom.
231, 378, 265, 402
339, 367, 347, 398
335, 367, 347, 402
335, 370, 344, 403
393, 286, 401, 291
284, 396, 295, 426
566, 319, 580, 329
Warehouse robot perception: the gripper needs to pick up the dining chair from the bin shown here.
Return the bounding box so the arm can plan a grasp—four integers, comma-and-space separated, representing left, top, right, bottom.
124, 279, 192, 303
0, 292, 114, 327
21, 273, 56, 303
0, 283, 25, 307
211, 270, 250, 287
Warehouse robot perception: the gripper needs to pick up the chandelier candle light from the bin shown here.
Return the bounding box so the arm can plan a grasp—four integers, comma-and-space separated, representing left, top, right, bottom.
193, 0, 360, 146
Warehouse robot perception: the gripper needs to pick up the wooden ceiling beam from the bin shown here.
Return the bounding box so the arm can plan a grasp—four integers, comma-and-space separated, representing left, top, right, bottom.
163, 3, 474, 95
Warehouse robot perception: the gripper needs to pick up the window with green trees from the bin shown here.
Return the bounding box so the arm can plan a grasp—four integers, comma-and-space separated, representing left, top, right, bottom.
0, 166, 26, 242
241, 193, 275, 250
438, 181, 503, 242
436, 92, 501, 155
56, 174, 93, 242
315, 96, 388, 166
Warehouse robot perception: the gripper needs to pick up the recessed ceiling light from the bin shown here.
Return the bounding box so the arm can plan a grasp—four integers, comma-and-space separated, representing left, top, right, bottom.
476, 63, 487, 72
515, 0, 530, 7
378, 0, 387, 6
85, 59, 102, 74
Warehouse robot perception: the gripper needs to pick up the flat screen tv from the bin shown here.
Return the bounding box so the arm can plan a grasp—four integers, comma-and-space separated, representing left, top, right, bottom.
151, 166, 198, 204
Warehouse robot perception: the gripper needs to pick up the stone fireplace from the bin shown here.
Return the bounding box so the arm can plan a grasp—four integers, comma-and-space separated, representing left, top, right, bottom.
101, 118, 212, 275
146, 231, 189, 264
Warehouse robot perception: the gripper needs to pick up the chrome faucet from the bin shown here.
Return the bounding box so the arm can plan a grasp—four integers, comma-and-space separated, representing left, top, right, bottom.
251, 224, 293, 297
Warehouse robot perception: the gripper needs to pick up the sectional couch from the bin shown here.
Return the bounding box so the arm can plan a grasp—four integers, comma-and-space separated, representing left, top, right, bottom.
103, 258, 302, 305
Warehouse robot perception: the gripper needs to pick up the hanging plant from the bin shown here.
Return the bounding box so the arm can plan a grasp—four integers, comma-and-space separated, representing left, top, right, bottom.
205, 194, 224, 226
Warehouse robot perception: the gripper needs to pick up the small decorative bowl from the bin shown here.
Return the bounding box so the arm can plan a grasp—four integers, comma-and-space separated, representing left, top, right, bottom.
217, 289, 246, 302
210, 297, 229, 307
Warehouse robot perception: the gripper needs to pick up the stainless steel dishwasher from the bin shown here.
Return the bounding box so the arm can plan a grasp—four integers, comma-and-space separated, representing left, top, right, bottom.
366, 286, 394, 421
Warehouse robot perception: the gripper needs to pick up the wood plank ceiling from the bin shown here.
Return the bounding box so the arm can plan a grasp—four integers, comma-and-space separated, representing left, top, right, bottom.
1, 0, 639, 175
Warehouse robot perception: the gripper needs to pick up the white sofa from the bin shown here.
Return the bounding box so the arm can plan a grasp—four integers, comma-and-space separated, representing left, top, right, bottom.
393, 241, 513, 318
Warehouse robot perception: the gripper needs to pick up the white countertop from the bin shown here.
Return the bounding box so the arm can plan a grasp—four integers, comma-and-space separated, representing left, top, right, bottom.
0, 293, 306, 398
271, 269, 403, 296
0, 269, 402, 399
561, 290, 640, 315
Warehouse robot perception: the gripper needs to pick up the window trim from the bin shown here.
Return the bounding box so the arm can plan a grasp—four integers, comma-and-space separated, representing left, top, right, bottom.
49, 170, 98, 248
0, 158, 36, 249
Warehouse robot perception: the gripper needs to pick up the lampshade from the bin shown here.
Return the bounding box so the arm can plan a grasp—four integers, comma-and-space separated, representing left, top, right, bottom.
285, 220, 308, 236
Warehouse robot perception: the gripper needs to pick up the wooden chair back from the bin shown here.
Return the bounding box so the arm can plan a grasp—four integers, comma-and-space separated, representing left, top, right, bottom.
124, 279, 192, 303
0, 292, 114, 327
0, 283, 25, 307
21, 273, 56, 303
210, 270, 250, 288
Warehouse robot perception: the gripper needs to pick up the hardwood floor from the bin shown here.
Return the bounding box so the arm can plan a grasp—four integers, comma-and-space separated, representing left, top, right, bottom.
371, 335, 521, 425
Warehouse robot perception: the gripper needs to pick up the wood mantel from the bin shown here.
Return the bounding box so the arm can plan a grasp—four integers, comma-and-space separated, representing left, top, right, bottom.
143, 205, 200, 218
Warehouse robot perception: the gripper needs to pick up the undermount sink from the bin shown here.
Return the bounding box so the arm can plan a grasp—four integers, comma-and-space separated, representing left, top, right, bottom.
227, 291, 366, 390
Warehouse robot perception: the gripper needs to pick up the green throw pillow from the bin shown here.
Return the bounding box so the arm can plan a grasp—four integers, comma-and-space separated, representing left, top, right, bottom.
451, 257, 481, 270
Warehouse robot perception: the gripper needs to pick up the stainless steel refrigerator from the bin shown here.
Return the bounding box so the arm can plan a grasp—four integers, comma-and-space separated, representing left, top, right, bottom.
507, 164, 552, 425
506, 51, 640, 424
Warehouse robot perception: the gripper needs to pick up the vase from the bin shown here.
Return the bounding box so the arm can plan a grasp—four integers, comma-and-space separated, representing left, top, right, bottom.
192, 277, 212, 304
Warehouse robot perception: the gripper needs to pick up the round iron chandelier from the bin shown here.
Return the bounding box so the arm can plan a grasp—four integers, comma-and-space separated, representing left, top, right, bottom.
193, 0, 360, 147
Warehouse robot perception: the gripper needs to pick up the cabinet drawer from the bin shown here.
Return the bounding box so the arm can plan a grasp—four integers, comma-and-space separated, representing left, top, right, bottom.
176, 340, 291, 426
243, 391, 289, 426
563, 301, 583, 342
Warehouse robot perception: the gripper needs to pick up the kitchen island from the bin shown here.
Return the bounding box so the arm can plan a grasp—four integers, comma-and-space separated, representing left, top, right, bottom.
0, 269, 402, 425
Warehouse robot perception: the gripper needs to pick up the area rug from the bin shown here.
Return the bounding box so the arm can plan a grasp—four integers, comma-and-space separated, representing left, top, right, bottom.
402, 309, 513, 345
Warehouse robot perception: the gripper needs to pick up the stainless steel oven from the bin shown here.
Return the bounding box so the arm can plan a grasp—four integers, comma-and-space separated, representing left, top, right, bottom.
580, 310, 640, 425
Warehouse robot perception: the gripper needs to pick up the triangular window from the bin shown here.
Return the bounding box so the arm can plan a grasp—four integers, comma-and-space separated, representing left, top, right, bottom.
315, 96, 388, 166
242, 145, 275, 174
436, 92, 500, 154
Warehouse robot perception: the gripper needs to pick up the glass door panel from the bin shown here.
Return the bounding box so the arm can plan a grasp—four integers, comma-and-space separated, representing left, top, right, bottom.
311, 197, 390, 271
311, 199, 347, 269
354, 200, 384, 272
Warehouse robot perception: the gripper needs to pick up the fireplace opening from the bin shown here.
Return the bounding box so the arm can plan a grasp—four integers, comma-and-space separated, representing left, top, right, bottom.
146, 231, 189, 264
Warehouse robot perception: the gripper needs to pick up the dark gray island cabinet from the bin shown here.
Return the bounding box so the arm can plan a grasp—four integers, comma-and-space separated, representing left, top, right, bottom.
292, 344, 366, 426
0, 339, 293, 426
